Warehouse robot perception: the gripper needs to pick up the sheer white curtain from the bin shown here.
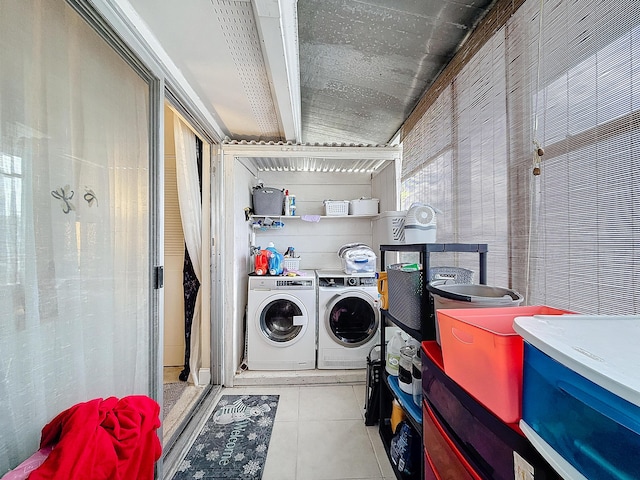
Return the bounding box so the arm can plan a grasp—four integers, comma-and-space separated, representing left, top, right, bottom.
0, 0, 151, 471
173, 117, 203, 386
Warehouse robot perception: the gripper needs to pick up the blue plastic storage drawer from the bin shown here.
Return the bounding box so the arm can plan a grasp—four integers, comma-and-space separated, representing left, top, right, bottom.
421, 341, 561, 480
521, 342, 640, 480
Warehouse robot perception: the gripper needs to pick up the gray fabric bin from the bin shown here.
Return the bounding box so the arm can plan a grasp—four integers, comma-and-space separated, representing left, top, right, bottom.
252, 186, 284, 215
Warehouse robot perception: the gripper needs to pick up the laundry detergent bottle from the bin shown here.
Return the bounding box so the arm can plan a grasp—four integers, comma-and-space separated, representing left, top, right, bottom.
266, 242, 283, 275
254, 250, 269, 275
386, 331, 405, 376
377, 271, 388, 309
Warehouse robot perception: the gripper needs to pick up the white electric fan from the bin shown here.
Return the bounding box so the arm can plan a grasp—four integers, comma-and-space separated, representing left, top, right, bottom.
404, 203, 439, 243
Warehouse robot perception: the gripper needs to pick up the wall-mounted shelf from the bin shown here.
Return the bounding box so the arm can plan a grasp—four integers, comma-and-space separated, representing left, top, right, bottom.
250, 214, 378, 220
249, 214, 377, 230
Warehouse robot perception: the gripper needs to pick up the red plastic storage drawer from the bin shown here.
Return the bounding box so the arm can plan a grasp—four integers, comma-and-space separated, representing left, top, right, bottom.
421, 341, 562, 480
422, 400, 482, 480
424, 449, 438, 480
436, 306, 572, 423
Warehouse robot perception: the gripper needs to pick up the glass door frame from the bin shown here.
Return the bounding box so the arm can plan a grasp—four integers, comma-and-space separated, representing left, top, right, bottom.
66, 1, 225, 477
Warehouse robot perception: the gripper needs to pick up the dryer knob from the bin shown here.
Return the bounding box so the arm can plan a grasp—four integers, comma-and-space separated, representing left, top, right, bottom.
347, 277, 358, 286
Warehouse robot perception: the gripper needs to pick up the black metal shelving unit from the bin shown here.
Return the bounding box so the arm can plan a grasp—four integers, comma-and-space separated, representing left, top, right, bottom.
379, 309, 423, 480
377, 243, 488, 480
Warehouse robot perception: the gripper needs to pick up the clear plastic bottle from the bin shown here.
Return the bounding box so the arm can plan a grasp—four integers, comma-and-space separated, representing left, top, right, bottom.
386, 331, 405, 376
398, 345, 417, 394
412, 353, 422, 407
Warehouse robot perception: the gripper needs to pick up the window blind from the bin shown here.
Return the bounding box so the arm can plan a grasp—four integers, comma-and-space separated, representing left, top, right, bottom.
402, 0, 640, 313
402, 33, 510, 287
509, 0, 640, 313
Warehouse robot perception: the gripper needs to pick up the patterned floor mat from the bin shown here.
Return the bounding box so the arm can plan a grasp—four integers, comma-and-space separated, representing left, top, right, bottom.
172, 394, 279, 479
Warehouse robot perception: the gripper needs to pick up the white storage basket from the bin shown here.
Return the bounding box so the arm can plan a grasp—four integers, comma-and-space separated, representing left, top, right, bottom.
282, 257, 300, 271
349, 198, 379, 215
324, 200, 350, 216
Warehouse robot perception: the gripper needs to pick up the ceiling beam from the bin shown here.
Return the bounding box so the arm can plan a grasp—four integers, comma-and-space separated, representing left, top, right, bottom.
252, 0, 302, 142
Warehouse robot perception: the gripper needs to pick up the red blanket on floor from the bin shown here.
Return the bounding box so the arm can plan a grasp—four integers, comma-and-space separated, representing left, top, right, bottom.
28, 396, 161, 480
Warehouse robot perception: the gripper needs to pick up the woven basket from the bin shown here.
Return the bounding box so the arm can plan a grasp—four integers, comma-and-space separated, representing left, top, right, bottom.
387, 264, 475, 331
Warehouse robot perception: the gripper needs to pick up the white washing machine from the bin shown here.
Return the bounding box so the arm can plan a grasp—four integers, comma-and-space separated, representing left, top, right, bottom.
247, 272, 316, 370
316, 270, 380, 369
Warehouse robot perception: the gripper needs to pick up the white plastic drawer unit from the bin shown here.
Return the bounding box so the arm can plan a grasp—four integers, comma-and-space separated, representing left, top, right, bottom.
514, 315, 640, 480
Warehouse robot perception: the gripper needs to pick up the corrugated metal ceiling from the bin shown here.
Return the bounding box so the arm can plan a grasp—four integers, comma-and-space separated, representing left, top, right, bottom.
248, 156, 390, 173
225, 140, 399, 173
298, 0, 496, 145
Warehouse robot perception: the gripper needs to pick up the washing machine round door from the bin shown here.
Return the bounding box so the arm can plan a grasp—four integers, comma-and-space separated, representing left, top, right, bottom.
257, 294, 308, 346
325, 291, 379, 348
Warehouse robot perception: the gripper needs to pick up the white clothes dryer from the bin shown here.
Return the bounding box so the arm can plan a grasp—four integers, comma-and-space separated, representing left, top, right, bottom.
316, 270, 380, 369
247, 272, 316, 370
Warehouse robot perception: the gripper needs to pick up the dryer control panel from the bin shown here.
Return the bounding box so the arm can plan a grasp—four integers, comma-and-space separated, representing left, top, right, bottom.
249, 272, 315, 291
317, 271, 376, 288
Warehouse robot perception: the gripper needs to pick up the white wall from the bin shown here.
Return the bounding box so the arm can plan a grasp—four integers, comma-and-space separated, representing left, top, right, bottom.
371, 161, 401, 269
252, 170, 376, 271
371, 160, 399, 214
229, 159, 256, 379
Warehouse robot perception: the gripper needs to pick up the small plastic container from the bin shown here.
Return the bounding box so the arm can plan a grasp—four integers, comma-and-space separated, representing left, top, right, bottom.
349, 198, 379, 215
254, 250, 269, 275
338, 243, 377, 274
437, 305, 573, 423
284, 194, 296, 216
411, 354, 422, 407
266, 243, 283, 275
341, 256, 376, 274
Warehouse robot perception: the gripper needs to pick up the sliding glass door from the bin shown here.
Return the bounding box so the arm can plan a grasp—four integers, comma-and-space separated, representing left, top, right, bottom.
0, 0, 158, 471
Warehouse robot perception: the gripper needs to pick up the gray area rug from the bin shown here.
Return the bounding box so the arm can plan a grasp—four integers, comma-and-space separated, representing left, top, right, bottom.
172, 394, 279, 479
164, 382, 188, 419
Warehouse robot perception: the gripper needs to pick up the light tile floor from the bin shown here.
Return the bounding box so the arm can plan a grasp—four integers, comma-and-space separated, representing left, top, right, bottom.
217, 384, 395, 480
